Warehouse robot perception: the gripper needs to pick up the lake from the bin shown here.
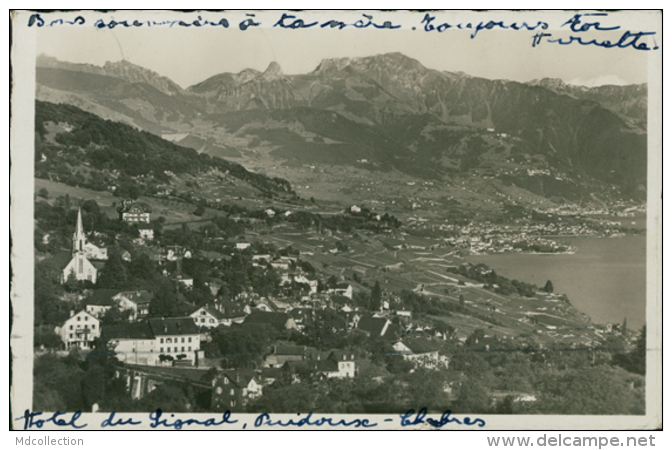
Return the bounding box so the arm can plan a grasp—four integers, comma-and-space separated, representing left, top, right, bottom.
466, 235, 647, 330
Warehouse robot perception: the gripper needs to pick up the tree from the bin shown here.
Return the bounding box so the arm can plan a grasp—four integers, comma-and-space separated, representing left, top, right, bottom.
193, 205, 205, 217
136, 381, 192, 412
37, 187, 49, 199
543, 280, 554, 293
453, 379, 492, 414
98, 254, 129, 288
129, 253, 156, 282
327, 275, 339, 289
149, 282, 180, 317
370, 281, 382, 311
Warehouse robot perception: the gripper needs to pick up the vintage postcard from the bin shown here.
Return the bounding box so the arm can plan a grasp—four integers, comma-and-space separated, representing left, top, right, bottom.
10, 9, 662, 432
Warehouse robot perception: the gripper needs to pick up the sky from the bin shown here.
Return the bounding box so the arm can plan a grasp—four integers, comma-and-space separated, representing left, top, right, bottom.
32, 10, 654, 89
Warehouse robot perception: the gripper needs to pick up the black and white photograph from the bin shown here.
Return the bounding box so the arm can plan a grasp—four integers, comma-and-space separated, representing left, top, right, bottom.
10, 9, 662, 432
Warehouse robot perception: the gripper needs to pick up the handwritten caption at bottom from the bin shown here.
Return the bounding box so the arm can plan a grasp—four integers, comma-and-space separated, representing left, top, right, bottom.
16, 408, 485, 430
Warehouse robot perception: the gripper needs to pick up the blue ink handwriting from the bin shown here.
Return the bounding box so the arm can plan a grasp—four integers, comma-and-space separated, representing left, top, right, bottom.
100, 411, 142, 427
24, 10, 659, 52
274, 13, 400, 30
16, 410, 88, 430
546, 31, 658, 51
561, 13, 620, 33
254, 412, 377, 428
94, 17, 230, 29
533, 13, 658, 51
28, 14, 85, 27
239, 14, 259, 31
399, 408, 486, 429
421, 13, 548, 38
148, 409, 238, 430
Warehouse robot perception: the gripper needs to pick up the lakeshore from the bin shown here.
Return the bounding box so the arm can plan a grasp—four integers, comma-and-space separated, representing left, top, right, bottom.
466, 235, 646, 329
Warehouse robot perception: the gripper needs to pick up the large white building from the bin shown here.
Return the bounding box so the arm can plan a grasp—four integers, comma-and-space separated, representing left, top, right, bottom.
56, 310, 101, 349
103, 317, 202, 366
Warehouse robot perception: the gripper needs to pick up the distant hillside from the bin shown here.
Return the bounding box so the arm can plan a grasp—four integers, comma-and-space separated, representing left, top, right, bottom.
34, 100, 293, 198
35, 53, 648, 202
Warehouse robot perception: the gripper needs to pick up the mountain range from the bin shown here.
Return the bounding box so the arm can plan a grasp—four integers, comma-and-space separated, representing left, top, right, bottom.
35, 52, 648, 203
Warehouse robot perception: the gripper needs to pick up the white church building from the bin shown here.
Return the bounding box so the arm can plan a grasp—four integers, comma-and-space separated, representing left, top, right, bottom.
60, 208, 104, 284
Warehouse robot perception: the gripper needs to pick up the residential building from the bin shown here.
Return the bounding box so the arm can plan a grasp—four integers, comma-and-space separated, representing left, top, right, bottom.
56, 310, 100, 349
101, 317, 201, 366
190, 305, 226, 329
115, 290, 153, 321
281, 350, 356, 379
103, 322, 157, 366
138, 224, 154, 240
294, 275, 318, 294
392, 338, 447, 369
149, 318, 201, 365
243, 311, 298, 331
211, 369, 262, 411
83, 289, 120, 318
328, 283, 353, 299
356, 315, 401, 341
82, 242, 108, 260
217, 300, 248, 326
118, 201, 152, 223
264, 344, 306, 368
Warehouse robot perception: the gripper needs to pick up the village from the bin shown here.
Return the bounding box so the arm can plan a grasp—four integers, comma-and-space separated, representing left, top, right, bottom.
32, 187, 643, 414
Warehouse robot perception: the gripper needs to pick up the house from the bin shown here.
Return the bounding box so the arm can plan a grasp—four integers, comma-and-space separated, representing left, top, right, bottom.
243, 311, 298, 331
118, 200, 151, 223
350, 205, 361, 213
138, 224, 154, 241
190, 305, 226, 329
114, 290, 153, 321
235, 243, 251, 250
102, 322, 157, 366
217, 300, 248, 326
205, 279, 224, 296
270, 260, 290, 271
264, 208, 276, 218
269, 299, 291, 312
177, 277, 194, 289
101, 317, 201, 366
252, 254, 271, 267
294, 275, 318, 294
82, 242, 108, 260
326, 350, 357, 378
288, 307, 314, 330
149, 317, 201, 366
56, 310, 100, 349
356, 315, 401, 341
59, 208, 100, 284
281, 350, 356, 379
251, 300, 276, 313
259, 368, 283, 385
328, 283, 353, 300
83, 289, 120, 318
211, 369, 262, 411
121, 250, 132, 262
392, 338, 447, 369
264, 344, 306, 368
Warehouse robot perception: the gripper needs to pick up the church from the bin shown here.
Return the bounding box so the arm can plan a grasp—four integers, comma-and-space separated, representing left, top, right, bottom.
60, 208, 105, 284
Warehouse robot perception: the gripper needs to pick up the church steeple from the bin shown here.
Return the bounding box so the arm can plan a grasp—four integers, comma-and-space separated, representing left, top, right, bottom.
73, 208, 86, 254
